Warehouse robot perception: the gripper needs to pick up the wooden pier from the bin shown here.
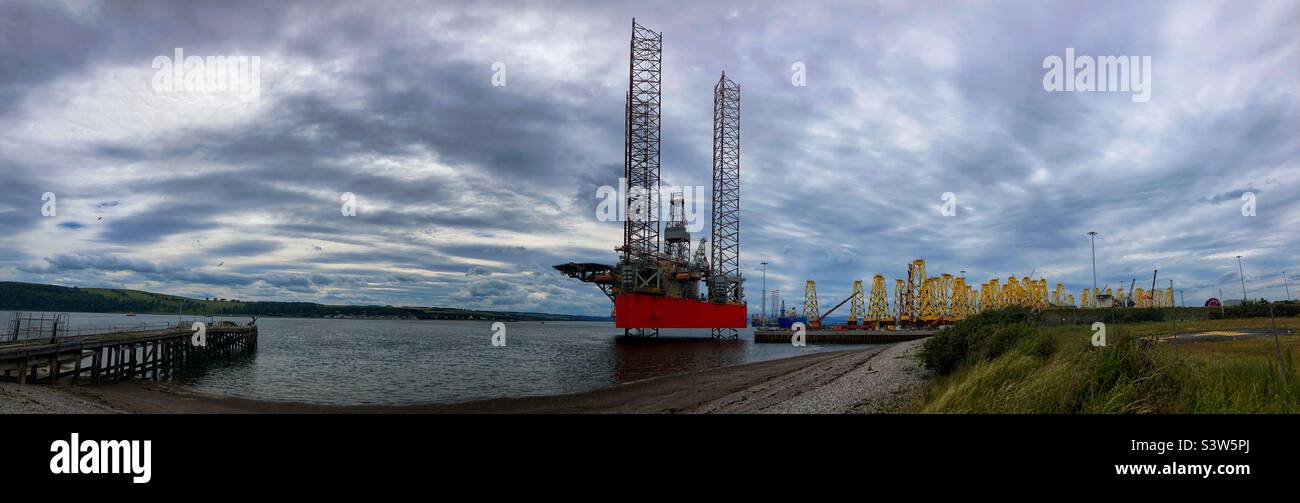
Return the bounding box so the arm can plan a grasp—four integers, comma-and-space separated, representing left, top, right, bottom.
754, 328, 938, 344
0, 322, 257, 385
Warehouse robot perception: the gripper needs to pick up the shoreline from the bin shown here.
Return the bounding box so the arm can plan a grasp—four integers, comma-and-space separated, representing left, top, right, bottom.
2, 339, 930, 414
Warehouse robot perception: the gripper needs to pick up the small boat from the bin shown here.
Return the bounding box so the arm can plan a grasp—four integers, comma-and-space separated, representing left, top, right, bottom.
126, 312, 136, 317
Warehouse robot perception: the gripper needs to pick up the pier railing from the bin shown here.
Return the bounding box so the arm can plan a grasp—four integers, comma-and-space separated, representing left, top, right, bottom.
4, 317, 183, 343
2, 312, 240, 344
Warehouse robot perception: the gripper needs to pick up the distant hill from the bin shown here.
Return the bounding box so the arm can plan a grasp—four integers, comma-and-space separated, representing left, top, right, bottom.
0, 282, 610, 322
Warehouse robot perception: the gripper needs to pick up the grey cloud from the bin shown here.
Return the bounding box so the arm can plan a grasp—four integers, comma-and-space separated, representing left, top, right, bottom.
21, 253, 178, 277
208, 240, 284, 257
0, 0, 1296, 315
1200, 188, 1259, 205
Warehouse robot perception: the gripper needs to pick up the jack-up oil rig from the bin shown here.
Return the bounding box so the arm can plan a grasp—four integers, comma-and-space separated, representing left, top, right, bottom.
555, 19, 746, 339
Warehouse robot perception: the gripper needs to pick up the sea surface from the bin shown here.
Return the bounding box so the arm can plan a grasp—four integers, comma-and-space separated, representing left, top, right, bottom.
2, 311, 878, 405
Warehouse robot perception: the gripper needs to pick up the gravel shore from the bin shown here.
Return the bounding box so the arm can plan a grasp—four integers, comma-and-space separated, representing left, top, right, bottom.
0, 382, 123, 414
696, 338, 928, 413
0, 339, 930, 414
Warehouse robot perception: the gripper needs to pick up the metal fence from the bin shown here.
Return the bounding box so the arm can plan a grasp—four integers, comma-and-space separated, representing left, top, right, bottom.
3, 312, 184, 343
5, 312, 69, 342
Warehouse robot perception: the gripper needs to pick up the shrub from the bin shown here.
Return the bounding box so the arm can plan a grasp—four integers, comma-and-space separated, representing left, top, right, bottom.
920, 307, 1040, 375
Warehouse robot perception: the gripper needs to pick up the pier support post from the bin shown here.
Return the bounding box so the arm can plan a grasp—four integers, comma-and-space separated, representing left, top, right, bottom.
92, 349, 102, 385
113, 345, 122, 383
72, 350, 83, 384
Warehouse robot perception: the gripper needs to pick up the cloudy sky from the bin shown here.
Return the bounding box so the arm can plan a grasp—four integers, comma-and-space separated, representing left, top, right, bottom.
0, 0, 1296, 316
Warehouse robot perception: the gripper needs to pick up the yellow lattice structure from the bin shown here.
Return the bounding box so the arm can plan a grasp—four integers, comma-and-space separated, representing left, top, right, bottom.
951, 278, 973, 320
848, 280, 865, 326
849, 259, 1108, 325
907, 259, 926, 322
1001, 277, 1016, 307
918, 277, 942, 322
939, 274, 954, 321
1032, 279, 1048, 310
894, 279, 907, 323
803, 280, 820, 328
982, 279, 1001, 310
867, 275, 890, 324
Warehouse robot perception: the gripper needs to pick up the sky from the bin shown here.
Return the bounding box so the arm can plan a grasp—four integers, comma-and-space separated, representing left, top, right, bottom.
0, 0, 1296, 316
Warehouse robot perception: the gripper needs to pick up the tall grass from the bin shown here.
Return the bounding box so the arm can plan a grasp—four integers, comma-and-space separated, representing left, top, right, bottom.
916, 308, 1300, 413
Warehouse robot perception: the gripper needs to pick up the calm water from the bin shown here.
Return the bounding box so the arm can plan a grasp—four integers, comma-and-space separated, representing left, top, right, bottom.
4, 311, 877, 405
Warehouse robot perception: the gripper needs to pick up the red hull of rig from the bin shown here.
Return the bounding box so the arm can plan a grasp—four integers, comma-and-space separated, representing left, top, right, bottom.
615, 294, 747, 329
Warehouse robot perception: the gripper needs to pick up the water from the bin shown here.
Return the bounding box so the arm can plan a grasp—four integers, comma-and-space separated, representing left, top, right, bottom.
3, 311, 877, 405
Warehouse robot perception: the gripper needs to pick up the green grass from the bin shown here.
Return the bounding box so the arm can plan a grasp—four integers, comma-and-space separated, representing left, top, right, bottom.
915, 309, 1300, 413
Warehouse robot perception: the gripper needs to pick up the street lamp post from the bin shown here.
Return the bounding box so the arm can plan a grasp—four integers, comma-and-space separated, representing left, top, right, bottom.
1087, 232, 1099, 294
1236, 256, 1247, 303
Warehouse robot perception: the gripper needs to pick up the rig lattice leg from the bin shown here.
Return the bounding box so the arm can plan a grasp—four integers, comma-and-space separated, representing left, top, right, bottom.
625, 328, 659, 338
711, 328, 739, 340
